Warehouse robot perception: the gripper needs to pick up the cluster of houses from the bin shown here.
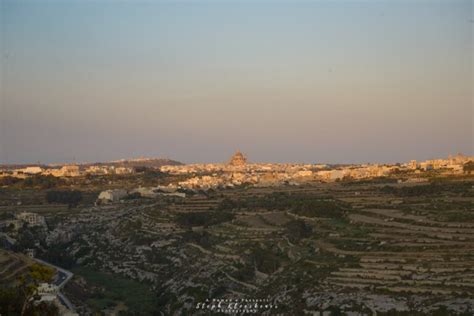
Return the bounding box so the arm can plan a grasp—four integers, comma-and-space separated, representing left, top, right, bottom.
1, 165, 81, 178
413, 153, 471, 171
1, 153, 472, 193
0, 164, 134, 179
159, 153, 473, 190
88, 153, 474, 198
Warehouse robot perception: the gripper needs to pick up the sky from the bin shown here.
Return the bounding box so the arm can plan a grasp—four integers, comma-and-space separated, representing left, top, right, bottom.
0, 0, 472, 164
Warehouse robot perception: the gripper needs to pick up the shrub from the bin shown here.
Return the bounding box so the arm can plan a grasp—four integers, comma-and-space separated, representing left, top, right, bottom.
218, 192, 347, 218
285, 219, 313, 243
176, 211, 234, 227
46, 190, 83, 207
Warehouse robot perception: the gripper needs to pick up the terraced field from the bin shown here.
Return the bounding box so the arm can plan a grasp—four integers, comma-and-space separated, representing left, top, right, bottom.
2, 177, 472, 314
0, 249, 34, 285
187, 179, 474, 314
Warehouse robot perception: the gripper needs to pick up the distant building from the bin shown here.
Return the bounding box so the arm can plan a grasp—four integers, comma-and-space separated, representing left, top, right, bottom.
228, 151, 247, 166
59, 165, 80, 177
85, 166, 108, 175
449, 153, 470, 165
25, 248, 35, 258
16, 212, 45, 227
37, 283, 58, 303
38, 283, 58, 295
45, 165, 80, 177
21, 166, 43, 175
316, 170, 346, 181
97, 189, 128, 204
294, 170, 313, 178
408, 160, 418, 170
115, 167, 133, 175
419, 162, 433, 171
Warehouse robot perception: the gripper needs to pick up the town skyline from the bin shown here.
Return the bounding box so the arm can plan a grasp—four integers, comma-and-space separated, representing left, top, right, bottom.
0, 150, 472, 167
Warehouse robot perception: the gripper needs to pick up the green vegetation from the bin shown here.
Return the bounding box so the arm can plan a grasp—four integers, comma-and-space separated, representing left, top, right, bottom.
248, 247, 283, 274
379, 305, 472, 316
0, 176, 22, 186
72, 266, 157, 315
341, 177, 398, 185
2, 172, 472, 314
176, 211, 234, 227
181, 230, 221, 248
381, 181, 473, 197
0, 264, 57, 316
40, 243, 76, 269
231, 261, 255, 282
218, 192, 349, 218
46, 190, 83, 207
325, 217, 371, 238
285, 219, 312, 243
6, 175, 64, 189
13, 228, 40, 252
436, 209, 474, 223
133, 167, 168, 186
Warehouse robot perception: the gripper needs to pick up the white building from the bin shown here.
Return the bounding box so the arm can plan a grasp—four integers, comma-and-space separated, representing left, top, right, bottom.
97, 189, 128, 204
26, 248, 35, 258
46, 165, 81, 177
21, 166, 43, 175
294, 170, 313, 178
316, 169, 347, 181
115, 167, 133, 175
16, 212, 45, 227
37, 283, 58, 303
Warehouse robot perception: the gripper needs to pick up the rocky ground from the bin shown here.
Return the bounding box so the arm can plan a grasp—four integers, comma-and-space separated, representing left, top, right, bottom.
2, 176, 473, 315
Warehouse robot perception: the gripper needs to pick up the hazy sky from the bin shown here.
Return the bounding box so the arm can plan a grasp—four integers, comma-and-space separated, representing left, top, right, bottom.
1, 0, 472, 164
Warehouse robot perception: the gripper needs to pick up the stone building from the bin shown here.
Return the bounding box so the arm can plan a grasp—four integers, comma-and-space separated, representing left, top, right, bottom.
228, 151, 247, 166
97, 189, 128, 204
16, 212, 46, 227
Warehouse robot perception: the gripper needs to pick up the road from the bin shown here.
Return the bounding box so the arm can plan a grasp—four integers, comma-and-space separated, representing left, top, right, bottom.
33, 257, 75, 311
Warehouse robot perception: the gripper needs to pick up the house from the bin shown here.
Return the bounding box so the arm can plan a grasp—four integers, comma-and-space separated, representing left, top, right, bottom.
16, 212, 46, 227
37, 283, 59, 303
26, 248, 35, 258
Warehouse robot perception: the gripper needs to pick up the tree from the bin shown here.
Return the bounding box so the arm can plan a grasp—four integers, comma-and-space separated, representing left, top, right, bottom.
18, 264, 55, 316
46, 190, 83, 208
0, 263, 57, 316
285, 219, 312, 243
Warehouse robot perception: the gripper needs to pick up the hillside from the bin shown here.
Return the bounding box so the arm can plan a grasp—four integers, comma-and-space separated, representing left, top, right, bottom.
0, 158, 184, 170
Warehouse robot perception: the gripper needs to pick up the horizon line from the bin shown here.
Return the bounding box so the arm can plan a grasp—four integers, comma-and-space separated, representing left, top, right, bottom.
0, 152, 471, 167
